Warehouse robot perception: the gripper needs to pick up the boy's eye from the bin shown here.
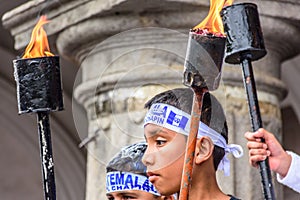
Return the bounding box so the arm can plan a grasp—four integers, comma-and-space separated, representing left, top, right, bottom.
107, 197, 114, 200
155, 138, 167, 146
123, 195, 135, 199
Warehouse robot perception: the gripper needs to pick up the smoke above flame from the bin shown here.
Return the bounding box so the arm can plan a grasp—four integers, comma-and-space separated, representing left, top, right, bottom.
22, 15, 54, 58
193, 0, 233, 36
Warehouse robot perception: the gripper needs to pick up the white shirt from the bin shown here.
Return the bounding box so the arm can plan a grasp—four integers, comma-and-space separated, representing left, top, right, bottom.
276, 151, 300, 193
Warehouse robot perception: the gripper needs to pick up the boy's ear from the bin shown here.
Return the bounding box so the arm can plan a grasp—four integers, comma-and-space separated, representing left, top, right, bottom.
195, 136, 214, 164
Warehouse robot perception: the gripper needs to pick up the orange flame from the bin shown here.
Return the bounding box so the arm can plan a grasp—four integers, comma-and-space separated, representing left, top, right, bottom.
193, 0, 234, 36
22, 15, 54, 58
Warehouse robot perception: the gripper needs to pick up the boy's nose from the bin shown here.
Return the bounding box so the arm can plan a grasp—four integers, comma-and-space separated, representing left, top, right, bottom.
142, 149, 155, 166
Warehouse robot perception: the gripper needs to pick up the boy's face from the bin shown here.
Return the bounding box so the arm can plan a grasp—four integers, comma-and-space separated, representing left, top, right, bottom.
143, 123, 186, 196
106, 190, 159, 200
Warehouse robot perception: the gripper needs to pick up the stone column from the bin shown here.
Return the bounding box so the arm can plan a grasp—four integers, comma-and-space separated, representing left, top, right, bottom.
3, 0, 300, 199
73, 27, 191, 199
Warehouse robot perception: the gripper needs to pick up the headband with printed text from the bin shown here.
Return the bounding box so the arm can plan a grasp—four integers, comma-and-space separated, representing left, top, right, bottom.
106, 171, 160, 196
144, 103, 243, 176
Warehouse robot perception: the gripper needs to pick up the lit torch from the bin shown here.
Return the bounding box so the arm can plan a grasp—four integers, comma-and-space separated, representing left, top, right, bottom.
221, 3, 275, 200
13, 15, 63, 200
180, 1, 232, 199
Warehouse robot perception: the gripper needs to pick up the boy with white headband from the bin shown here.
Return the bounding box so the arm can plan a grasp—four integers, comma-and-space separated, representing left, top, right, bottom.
142, 88, 243, 200
106, 142, 175, 200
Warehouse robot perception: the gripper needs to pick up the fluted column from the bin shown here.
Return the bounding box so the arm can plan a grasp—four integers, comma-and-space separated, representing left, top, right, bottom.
3, 0, 300, 199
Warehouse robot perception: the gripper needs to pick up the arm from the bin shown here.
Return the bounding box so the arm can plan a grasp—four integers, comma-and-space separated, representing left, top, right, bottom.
276, 151, 300, 193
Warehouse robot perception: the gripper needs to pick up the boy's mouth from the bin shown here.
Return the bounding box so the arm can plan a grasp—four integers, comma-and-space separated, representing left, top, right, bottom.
147, 172, 160, 183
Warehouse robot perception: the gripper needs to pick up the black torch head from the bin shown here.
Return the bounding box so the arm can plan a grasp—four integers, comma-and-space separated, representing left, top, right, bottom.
183, 30, 226, 90
13, 56, 64, 114
221, 3, 267, 64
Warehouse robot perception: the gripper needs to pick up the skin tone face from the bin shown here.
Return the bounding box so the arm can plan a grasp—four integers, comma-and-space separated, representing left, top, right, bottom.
106, 190, 159, 200
142, 123, 186, 196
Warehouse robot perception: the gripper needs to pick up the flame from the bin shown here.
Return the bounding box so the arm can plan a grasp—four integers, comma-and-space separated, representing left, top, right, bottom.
193, 0, 234, 36
22, 15, 54, 58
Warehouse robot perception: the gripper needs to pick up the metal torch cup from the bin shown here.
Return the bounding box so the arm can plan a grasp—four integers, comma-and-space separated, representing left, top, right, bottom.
221, 3, 276, 200
13, 56, 63, 200
179, 30, 226, 200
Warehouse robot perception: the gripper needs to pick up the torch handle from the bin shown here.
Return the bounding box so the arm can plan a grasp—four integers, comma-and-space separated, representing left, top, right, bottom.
179, 88, 207, 200
37, 112, 56, 200
241, 56, 276, 200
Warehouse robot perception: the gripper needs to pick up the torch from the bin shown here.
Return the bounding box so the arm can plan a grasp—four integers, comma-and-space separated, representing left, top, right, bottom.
221, 3, 276, 200
179, 1, 231, 199
12, 16, 63, 200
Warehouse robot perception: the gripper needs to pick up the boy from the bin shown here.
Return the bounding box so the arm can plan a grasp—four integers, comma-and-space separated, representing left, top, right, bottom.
142, 88, 243, 199
106, 142, 175, 200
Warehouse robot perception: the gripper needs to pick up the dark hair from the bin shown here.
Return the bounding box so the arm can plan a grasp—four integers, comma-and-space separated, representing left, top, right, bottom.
106, 142, 148, 176
144, 87, 228, 170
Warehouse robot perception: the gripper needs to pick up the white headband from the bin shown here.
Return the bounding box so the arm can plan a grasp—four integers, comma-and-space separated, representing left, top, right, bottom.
144, 103, 243, 176
106, 171, 160, 196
